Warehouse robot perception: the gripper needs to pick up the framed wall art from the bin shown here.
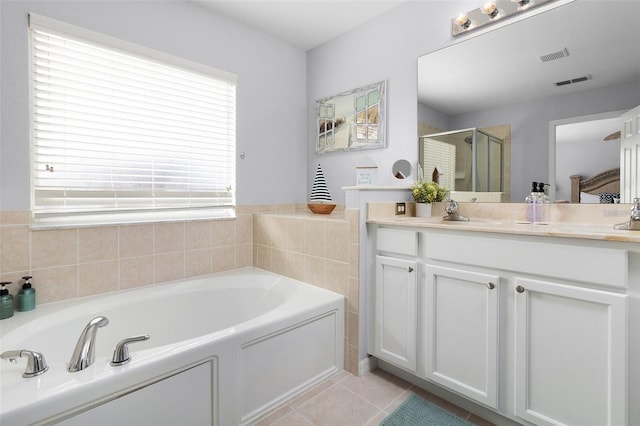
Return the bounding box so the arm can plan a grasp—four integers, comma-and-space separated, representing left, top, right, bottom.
315, 80, 386, 154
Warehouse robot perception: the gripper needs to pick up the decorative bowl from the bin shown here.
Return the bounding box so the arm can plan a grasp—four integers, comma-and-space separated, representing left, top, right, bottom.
307, 203, 336, 214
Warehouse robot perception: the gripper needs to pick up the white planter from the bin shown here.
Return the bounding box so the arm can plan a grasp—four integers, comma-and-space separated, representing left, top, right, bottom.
415, 203, 432, 218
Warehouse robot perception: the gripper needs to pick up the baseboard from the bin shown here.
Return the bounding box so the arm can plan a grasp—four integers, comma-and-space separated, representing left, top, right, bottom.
359, 355, 378, 376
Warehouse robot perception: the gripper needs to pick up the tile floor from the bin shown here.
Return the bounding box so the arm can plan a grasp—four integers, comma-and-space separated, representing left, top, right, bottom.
254, 369, 495, 426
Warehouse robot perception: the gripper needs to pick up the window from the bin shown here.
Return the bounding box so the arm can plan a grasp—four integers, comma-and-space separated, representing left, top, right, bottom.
29, 14, 236, 227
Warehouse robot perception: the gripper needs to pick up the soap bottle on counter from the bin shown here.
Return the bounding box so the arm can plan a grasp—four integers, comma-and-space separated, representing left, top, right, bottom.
536, 182, 550, 223
16, 275, 36, 312
0, 282, 14, 319
525, 181, 541, 223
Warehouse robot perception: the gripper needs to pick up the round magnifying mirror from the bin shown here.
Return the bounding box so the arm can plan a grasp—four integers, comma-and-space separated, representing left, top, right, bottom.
392, 159, 412, 180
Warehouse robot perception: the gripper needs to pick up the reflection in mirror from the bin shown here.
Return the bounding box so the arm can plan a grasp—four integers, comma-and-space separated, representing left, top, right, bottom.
417, 0, 640, 202
392, 159, 412, 180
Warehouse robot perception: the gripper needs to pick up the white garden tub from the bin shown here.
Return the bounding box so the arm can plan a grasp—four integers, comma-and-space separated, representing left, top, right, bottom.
0, 268, 344, 425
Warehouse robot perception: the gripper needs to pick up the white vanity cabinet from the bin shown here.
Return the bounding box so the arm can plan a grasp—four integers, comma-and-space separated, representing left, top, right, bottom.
513, 277, 627, 426
423, 265, 500, 409
372, 227, 419, 372
369, 224, 633, 426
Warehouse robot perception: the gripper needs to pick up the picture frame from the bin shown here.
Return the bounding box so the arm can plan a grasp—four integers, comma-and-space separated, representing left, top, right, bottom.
315, 80, 386, 154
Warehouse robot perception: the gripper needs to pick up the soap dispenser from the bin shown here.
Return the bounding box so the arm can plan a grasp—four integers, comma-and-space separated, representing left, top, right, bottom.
16, 275, 36, 312
537, 182, 550, 223
525, 181, 540, 223
0, 282, 14, 319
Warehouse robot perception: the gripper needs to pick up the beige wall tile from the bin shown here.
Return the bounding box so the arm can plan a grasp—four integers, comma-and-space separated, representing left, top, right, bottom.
271, 248, 288, 276
254, 245, 272, 271
185, 221, 211, 250
1, 225, 30, 272
154, 222, 185, 254
212, 219, 236, 247
326, 260, 348, 296
119, 256, 154, 289
32, 265, 78, 304
0, 211, 30, 225
235, 215, 252, 245
154, 252, 185, 283
236, 244, 253, 269
119, 224, 153, 258
185, 249, 212, 277
286, 251, 305, 282
304, 220, 325, 257
326, 221, 349, 262
235, 205, 256, 215
287, 218, 305, 253
346, 343, 359, 376
348, 277, 360, 313
31, 229, 77, 269
271, 217, 289, 250
304, 255, 325, 288
349, 243, 359, 279
79, 260, 119, 297
79, 226, 118, 263
212, 246, 235, 272
347, 310, 359, 347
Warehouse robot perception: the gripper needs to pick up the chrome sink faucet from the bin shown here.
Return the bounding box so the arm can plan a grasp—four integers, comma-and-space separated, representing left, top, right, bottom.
615, 198, 640, 231
68, 316, 109, 372
443, 198, 469, 222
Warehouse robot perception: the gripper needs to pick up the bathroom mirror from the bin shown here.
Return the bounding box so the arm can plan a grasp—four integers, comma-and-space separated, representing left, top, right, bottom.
392, 159, 412, 179
417, 0, 640, 202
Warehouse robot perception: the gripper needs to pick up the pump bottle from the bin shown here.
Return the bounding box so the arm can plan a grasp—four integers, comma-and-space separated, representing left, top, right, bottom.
16, 275, 36, 312
525, 181, 541, 223
0, 282, 14, 319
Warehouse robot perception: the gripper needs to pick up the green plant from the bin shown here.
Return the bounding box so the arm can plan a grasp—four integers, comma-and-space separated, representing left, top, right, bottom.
411, 180, 447, 203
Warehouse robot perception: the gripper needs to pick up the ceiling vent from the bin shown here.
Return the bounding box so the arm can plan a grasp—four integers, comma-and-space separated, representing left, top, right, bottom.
538, 48, 570, 63
555, 74, 592, 87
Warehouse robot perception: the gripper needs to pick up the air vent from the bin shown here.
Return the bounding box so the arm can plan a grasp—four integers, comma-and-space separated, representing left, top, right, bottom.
538, 47, 570, 63
555, 74, 592, 87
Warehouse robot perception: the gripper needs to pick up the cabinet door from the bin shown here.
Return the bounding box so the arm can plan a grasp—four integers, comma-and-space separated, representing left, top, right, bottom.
514, 278, 627, 426
374, 255, 418, 372
423, 265, 499, 408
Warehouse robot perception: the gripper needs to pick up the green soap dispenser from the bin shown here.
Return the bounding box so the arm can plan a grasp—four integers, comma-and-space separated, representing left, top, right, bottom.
16, 276, 36, 312
0, 282, 14, 319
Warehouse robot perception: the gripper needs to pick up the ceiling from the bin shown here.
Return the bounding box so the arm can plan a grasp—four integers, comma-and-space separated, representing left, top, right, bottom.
190, 0, 406, 51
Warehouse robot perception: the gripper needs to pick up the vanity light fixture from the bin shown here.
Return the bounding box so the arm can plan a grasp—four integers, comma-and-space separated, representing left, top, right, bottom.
453, 0, 556, 36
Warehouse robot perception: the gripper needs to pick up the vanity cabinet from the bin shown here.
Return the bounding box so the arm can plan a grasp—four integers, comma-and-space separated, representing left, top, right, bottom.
423, 265, 500, 408
372, 228, 418, 372
513, 277, 627, 426
369, 224, 632, 426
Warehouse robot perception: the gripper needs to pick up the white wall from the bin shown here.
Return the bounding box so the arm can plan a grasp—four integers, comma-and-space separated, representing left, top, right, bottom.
0, 0, 307, 210
307, 1, 640, 205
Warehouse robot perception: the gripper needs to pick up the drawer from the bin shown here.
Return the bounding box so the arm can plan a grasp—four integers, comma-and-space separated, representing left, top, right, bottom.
377, 227, 418, 257
425, 233, 628, 288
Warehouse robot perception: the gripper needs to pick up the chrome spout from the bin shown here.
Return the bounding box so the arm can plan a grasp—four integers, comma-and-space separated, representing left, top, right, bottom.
68, 316, 109, 372
614, 198, 640, 231
443, 198, 469, 222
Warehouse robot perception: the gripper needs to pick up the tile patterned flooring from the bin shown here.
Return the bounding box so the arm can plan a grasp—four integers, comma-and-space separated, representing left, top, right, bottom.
254, 369, 494, 426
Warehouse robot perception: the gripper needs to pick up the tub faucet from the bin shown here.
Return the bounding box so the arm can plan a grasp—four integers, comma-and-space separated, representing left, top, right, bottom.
1, 349, 49, 378
68, 316, 109, 372
443, 198, 469, 222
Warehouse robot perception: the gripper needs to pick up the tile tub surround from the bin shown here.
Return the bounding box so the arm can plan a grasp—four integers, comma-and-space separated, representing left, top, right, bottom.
0, 204, 362, 376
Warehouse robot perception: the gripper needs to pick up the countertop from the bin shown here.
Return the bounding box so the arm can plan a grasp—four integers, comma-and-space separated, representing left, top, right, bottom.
367, 216, 640, 243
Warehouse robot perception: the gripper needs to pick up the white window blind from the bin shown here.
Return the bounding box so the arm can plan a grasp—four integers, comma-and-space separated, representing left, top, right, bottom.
29, 14, 236, 227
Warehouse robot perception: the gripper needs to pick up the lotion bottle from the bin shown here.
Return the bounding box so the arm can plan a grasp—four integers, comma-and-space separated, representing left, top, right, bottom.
525, 181, 540, 223
16, 275, 36, 312
0, 282, 14, 319
537, 182, 550, 223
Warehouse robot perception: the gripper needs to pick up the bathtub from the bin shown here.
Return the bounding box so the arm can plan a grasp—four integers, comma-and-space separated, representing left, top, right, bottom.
0, 268, 344, 425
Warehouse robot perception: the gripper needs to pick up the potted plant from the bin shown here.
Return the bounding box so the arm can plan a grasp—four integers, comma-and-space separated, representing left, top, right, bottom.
411, 180, 447, 217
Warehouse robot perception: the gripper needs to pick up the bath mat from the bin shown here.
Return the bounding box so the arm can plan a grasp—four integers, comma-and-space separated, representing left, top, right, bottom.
380, 393, 474, 426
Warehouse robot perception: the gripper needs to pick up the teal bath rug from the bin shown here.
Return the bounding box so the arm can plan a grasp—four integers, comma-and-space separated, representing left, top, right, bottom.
380, 393, 474, 426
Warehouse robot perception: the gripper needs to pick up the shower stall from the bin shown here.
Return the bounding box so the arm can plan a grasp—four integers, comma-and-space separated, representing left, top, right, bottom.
419, 128, 504, 193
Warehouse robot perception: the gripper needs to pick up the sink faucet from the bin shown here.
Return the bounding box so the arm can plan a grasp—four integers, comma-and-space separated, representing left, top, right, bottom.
443, 199, 469, 222
68, 316, 109, 372
614, 198, 640, 231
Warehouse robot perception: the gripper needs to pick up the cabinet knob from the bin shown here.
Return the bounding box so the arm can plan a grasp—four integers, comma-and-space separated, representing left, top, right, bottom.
486, 282, 495, 290
515, 285, 525, 293
408, 266, 414, 273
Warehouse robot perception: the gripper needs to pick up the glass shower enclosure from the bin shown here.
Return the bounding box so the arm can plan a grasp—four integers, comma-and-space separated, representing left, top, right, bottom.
419, 128, 504, 193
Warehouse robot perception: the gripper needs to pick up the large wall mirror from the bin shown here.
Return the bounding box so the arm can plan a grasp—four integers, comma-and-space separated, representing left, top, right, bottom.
417, 0, 640, 203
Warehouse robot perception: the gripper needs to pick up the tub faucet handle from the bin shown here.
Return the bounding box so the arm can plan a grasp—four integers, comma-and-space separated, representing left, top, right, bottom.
1, 349, 49, 378
111, 334, 150, 366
